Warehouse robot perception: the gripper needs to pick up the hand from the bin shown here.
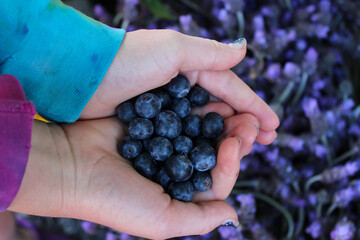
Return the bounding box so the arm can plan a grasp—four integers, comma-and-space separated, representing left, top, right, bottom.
9, 110, 262, 239
81, 30, 279, 140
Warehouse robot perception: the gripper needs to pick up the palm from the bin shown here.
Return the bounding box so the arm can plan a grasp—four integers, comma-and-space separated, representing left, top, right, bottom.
61, 108, 261, 238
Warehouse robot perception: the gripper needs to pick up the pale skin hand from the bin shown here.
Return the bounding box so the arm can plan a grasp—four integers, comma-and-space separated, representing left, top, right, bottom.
10, 110, 260, 239
81, 29, 279, 142
8, 30, 279, 239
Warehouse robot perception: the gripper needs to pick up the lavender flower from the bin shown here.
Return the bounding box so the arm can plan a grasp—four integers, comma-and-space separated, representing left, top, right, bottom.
236, 194, 256, 223
321, 159, 360, 184
330, 218, 356, 240
305, 220, 322, 239
81, 221, 97, 234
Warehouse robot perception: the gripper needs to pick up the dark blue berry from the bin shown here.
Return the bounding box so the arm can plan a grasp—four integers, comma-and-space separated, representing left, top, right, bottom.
189, 144, 216, 171
173, 135, 193, 154
202, 112, 224, 139
187, 85, 210, 106
142, 138, 151, 151
165, 154, 194, 182
117, 100, 137, 123
167, 75, 191, 98
167, 181, 194, 202
192, 172, 212, 192
183, 114, 201, 137
133, 153, 157, 179
149, 137, 173, 161
194, 136, 216, 149
154, 167, 171, 188
135, 93, 161, 118
170, 98, 191, 118
118, 136, 142, 159
129, 118, 154, 140
151, 87, 171, 109
155, 110, 182, 139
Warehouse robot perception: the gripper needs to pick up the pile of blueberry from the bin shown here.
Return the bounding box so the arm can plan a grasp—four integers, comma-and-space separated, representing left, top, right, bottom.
116, 75, 224, 202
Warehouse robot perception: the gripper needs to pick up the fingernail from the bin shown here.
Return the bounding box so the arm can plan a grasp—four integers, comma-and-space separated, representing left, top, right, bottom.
228, 38, 247, 49
222, 219, 240, 227
233, 137, 242, 150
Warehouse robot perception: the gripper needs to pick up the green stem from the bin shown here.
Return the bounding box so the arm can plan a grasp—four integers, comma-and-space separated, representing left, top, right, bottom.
291, 72, 308, 106
236, 11, 245, 38
321, 135, 333, 167
292, 181, 301, 194
304, 175, 323, 192
326, 203, 337, 216
271, 81, 295, 105
316, 203, 323, 218
232, 189, 294, 240
332, 146, 359, 165
294, 207, 305, 238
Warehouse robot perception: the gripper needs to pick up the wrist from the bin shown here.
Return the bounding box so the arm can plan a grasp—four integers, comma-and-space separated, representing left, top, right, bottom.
8, 121, 75, 218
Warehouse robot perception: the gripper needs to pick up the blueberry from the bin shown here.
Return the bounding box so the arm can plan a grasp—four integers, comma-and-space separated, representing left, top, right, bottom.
202, 112, 224, 139
149, 136, 173, 161
167, 181, 194, 202
154, 167, 171, 188
155, 110, 182, 139
183, 114, 201, 137
142, 138, 151, 151
151, 87, 171, 109
165, 154, 194, 182
118, 136, 142, 159
189, 144, 216, 171
129, 118, 154, 140
192, 172, 212, 192
173, 135, 193, 154
133, 153, 157, 179
167, 75, 191, 98
170, 98, 191, 118
135, 93, 162, 118
194, 136, 216, 149
187, 85, 210, 106
117, 100, 137, 123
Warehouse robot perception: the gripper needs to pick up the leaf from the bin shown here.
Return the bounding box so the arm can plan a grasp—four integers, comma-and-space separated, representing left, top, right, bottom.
140, 0, 176, 20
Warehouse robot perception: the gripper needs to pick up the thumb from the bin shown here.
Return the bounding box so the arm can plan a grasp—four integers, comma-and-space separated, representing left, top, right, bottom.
156, 200, 239, 239
177, 33, 247, 71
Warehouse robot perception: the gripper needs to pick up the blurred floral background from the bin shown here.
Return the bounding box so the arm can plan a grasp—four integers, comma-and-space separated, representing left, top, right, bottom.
17, 0, 360, 239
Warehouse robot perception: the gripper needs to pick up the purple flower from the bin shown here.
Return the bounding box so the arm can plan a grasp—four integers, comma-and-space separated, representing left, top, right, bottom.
179, 14, 193, 31
348, 124, 360, 136
81, 221, 97, 234
333, 187, 356, 207
250, 222, 275, 240
265, 64, 282, 81
296, 39, 308, 50
218, 226, 241, 239
253, 15, 265, 30
315, 144, 327, 159
105, 231, 118, 240
330, 218, 356, 240
304, 47, 318, 65
306, 220, 322, 239
283, 62, 300, 79
302, 97, 320, 118
236, 194, 256, 223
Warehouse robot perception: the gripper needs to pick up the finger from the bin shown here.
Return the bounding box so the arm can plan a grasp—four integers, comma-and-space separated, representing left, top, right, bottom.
185, 69, 280, 131
256, 129, 278, 145
191, 102, 235, 118
193, 122, 258, 202
154, 200, 239, 239
178, 33, 247, 71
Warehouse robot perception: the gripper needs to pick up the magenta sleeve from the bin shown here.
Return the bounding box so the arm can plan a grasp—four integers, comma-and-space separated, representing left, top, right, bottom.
0, 74, 35, 212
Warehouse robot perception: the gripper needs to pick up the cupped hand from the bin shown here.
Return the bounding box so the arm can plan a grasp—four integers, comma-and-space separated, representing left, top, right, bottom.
81, 29, 280, 140
9, 109, 264, 239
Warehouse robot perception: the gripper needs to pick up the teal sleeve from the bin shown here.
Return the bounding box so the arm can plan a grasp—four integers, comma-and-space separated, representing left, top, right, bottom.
0, 0, 125, 122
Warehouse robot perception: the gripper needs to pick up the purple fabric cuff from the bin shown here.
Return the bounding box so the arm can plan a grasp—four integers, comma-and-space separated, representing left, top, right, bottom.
0, 74, 35, 212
